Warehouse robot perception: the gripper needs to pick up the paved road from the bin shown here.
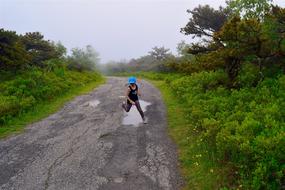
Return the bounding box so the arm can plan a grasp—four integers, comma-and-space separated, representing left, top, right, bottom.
0, 77, 182, 190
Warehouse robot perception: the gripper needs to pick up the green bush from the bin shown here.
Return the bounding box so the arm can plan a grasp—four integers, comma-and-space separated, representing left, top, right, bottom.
142, 71, 285, 189
169, 72, 285, 189
0, 68, 102, 125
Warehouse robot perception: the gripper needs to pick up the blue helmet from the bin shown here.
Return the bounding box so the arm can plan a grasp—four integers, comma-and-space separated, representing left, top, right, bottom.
128, 76, 136, 84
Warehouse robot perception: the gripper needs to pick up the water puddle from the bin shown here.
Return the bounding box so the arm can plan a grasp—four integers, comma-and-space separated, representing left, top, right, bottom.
88, 100, 100, 107
122, 100, 151, 127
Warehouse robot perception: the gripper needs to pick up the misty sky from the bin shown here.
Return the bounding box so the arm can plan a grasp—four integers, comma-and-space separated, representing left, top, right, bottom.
1, 0, 284, 63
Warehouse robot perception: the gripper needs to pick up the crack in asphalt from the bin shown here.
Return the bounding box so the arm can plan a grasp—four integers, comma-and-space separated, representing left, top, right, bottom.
138, 143, 171, 189
43, 109, 106, 185
44, 111, 104, 190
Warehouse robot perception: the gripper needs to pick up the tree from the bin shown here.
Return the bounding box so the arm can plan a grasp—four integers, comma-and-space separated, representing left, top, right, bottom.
181, 5, 230, 40
226, 0, 273, 19
263, 6, 285, 57
177, 41, 191, 57
21, 32, 64, 67
180, 4, 285, 86
52, 41, 67, 58
67, 45, 99, 72
213, 6, 285, 86
148, 46, 172, 61
85, 45, 100, 64
0, 29, 30, 71
203, 16, 265, 85
181, 5, 231, 56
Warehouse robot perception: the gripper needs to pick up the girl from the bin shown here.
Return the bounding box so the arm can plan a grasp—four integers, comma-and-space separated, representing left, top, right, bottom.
122, 77, 147, 124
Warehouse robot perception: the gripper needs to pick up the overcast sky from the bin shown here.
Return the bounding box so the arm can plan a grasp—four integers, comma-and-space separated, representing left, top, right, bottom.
1, 0, 284, 63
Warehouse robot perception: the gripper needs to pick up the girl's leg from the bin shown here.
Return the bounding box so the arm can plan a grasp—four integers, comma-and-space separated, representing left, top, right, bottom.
122, 102, 132, 112
134, 101, 145, 119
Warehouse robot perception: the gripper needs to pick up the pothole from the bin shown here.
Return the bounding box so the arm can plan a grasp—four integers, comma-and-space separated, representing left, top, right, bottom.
87, 100, 100, 107
113, 177, 124, 183
122, 100, 151, 127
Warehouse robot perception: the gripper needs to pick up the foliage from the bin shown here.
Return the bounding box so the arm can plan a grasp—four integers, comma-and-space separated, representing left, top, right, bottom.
21, 32, 65, 67
99, 60, 130, 75
181, 5, 230, 39
226, 0, 273, 19
0, 29, 30, 71
263, 6, 285, 58
67, 45, 99, 72
0, 28, 102, 129
139, 71, 285, 189
99, 46, 174, 75
171, 7, 285, 186
177, 41, 193, 58
0, 29, 98, 72
179, 4, 230, 62
175, 6, 285, 88
0, 67, 102, 126
148, 46, 173, 61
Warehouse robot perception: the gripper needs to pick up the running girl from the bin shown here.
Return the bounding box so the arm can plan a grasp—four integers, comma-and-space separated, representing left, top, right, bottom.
122, 77, 147, 124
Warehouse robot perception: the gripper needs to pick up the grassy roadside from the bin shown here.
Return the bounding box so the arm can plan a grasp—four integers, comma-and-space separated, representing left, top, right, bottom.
146, 78, 227, 190
0, 77, 105, 139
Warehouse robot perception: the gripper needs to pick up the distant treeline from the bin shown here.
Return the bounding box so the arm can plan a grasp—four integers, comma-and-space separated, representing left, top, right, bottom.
99, 46, 175, 75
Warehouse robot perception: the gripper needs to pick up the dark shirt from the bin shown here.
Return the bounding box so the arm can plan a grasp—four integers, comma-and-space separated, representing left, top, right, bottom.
128, 84, 138, 103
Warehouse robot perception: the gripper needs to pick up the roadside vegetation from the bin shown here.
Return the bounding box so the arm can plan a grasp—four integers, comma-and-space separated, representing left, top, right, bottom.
0, 29, 103, 137
101, 0, 285, 189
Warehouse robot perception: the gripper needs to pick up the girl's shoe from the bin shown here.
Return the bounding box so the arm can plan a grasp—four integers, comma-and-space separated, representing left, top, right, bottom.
143, 118, 147, 124
122, 102, 126, 110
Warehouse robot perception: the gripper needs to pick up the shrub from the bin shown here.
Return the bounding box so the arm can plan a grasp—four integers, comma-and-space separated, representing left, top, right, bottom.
145, 71, 284, 189
0, 68, 102, 125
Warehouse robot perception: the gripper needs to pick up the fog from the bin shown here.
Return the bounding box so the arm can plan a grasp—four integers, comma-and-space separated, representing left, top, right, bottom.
1, 0, 284, 63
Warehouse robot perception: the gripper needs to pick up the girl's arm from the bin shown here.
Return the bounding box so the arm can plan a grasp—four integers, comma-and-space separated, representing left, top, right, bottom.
137, 88, 141, 97
126, 88, 135, 104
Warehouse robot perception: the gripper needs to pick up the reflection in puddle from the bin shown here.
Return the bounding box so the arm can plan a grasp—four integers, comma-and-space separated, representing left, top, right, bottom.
88, 100, 100, 107
122, 100, 151, 127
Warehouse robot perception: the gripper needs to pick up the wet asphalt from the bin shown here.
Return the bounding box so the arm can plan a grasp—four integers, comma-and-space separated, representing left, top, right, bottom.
0, 77, 182, 190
